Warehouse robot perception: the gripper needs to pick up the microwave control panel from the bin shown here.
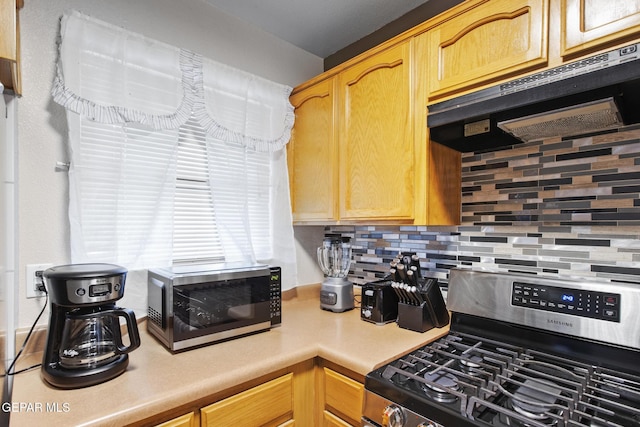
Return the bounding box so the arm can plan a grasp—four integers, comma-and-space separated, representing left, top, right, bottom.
511, 282, 621, 322
269, 266, 282, 327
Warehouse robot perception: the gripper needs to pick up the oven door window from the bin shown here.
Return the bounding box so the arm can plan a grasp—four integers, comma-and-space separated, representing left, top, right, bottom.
171, 275, 270, 341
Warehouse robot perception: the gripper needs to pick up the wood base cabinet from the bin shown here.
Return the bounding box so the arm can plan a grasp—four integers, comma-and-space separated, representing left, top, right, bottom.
317, 363, 365, 427
200, 374, 294, 427
138, 361, 314, 427
154, 412, 198, 427
323, 411, 353, 427
144, 360, 365, 427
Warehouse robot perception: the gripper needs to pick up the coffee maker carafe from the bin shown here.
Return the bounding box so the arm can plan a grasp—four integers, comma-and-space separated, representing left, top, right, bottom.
317, 236, 354, 312
42, 263, 141, 389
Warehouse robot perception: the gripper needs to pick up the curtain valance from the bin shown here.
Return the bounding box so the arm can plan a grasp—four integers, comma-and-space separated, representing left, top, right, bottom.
52, 10, 295, 152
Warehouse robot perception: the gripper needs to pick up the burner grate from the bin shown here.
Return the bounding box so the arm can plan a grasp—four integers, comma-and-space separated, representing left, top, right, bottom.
376, 331, 640, 426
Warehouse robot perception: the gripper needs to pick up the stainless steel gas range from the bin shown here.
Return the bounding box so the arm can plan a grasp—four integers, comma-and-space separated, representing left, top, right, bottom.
362, 269, 640, 427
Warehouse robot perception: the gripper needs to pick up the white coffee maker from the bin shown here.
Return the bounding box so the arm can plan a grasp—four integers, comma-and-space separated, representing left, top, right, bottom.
317, 236, 354, 312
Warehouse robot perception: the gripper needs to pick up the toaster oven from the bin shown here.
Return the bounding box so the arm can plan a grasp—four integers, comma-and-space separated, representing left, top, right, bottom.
147, 264, 281, 352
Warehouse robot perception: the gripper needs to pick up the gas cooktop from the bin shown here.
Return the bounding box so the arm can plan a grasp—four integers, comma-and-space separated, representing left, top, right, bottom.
362, 269, 640, 427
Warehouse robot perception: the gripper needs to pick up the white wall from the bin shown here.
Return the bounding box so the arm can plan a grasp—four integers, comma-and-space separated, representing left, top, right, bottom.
17, 0, 324, 328
1, 92, 7, 369
2, 91, 18, 413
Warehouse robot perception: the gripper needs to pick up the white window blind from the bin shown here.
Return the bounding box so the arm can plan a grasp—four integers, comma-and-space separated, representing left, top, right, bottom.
205, 132, 273, 262
67, 118, 178, 268
174, 117, 224, 263
69, 113, 277, 267
173, 116, 273, 264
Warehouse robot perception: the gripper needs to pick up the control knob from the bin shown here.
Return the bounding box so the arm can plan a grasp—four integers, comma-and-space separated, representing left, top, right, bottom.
382, 405, 404, 427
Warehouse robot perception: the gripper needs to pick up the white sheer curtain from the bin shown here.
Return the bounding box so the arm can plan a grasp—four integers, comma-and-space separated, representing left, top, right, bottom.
52, 11, 298, 289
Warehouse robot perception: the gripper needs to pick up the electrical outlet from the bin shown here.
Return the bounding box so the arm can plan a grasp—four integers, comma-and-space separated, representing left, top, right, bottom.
26, 263, 53, 298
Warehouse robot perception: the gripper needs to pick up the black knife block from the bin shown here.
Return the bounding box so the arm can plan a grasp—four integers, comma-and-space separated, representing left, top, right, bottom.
397, 302, 435, 332
396, 279, 449, 333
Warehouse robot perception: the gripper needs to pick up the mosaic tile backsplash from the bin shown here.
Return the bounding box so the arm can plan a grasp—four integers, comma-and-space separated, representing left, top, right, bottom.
328, 125, 640, 288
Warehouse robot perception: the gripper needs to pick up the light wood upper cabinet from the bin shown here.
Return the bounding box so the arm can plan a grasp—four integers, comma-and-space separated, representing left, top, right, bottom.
0, 0, 22, 95
427, 0, 548, 100
561, 0, 640, 58
338, 42, 414, 221
288, 77, 338, 222
288, 37, 461, 225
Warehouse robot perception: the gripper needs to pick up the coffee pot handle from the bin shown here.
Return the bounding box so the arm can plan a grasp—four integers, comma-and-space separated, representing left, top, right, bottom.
111, 307, 141, 354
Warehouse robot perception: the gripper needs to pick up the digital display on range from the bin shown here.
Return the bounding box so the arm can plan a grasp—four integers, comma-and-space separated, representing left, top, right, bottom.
545, 288, 577, 304
511, 282, 621, 322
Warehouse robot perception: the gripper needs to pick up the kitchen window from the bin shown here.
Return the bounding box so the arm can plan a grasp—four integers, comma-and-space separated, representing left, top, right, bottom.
173, 116, 273, 264
174, 117, 225, 264
51, 11, 298, 288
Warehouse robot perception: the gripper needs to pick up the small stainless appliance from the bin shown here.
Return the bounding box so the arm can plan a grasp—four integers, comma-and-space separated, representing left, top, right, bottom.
361, 281, 399, 325
362, 269, 640, 426
41, 263, 141, 389
317, 236, 354, 312
147, 264, 281, 352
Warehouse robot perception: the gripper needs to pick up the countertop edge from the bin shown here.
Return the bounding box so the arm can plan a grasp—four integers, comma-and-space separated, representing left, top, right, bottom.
9, 285, 450, 426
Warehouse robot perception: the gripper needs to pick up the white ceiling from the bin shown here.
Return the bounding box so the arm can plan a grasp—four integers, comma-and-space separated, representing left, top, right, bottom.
203, 0, 430, 58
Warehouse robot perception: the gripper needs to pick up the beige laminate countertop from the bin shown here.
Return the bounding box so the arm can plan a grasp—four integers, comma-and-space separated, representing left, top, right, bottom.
9, 284, 449, 427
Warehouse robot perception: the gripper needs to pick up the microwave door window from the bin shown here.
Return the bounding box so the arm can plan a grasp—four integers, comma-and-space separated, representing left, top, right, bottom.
227, 304, 254, 319
175, 284, 251, 328
172, 276, 271, 341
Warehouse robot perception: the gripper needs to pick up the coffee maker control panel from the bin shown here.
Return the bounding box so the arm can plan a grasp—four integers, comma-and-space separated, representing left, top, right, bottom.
43, 263, 128, 306
67, 277, 125, 304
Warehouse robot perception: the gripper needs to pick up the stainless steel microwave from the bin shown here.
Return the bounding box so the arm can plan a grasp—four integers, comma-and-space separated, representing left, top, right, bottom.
147, 264, 281, 352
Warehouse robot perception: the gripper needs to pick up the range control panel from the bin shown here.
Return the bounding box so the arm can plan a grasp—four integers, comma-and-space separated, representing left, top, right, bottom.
511, 282, 621, 322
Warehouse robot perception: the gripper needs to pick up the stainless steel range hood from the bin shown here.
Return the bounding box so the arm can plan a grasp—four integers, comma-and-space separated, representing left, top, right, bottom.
427, 43, 640, 152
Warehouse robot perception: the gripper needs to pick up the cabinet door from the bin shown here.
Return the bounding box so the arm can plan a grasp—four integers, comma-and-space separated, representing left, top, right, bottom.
0, 0, 21, 94
288, 77, 338, 222
323, 410, 352, 427
427, 0, 548, 99
154, 412, 197, 427
200, 373, 293, 427
323, 368, 364, 426
338, 42, 415, 221
562, 0, 640, 57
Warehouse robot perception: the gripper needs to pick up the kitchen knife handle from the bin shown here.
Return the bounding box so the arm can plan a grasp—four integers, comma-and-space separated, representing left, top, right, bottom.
396, 263, 408, 283
389, 268, 398, 282
410, 255, 422, 279
406, 269, 417, 287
